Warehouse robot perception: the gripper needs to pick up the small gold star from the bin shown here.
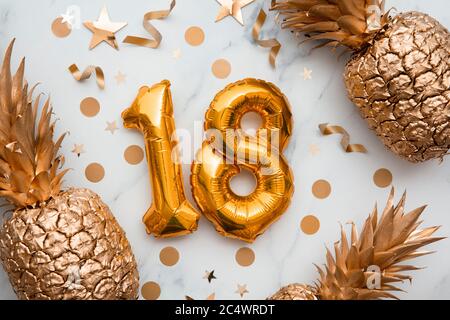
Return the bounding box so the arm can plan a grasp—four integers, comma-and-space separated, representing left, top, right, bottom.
215, 0, 255, 26
303, 67, 313, 80
172, 48, 181, 59
115, 71, 126, 84
235, 284, 249, 298
84, 6, 127, 50
203, 270, 217, 283
71, 144, 85, 157
309, 144, 320, 156
105, 121, 119, 134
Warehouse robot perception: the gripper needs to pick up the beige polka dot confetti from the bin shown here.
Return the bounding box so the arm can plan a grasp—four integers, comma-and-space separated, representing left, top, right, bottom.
159, 246, 179, 266
373, 168, 393, 188
301, 215, 320, 235
124, 145, 144, 165
80, 97, 100, 117
85, 163, 105, 183
185, 26, 205, 46
141, 281, 161, 300
212, 59, 231, 79
51, 17, 71, 38
312, 179, 331, 199
235, 247, 255, 267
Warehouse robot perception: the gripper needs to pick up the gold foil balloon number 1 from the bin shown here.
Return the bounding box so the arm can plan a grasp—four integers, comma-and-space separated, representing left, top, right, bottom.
122, 81, 200, 237
122, 79, 294, 242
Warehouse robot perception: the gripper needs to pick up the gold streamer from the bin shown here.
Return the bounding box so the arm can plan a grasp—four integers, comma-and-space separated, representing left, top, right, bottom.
123, 0, 176, 49
68, 64, 105, 89
319, 123, 367, 153
252, 8, 281, 68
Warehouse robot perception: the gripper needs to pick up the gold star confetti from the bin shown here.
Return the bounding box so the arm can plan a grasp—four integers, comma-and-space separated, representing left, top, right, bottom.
105, 120, 119, 134
303, 67, 312, 80
172, 48, 181, 59
203, 270, 217, 283
215, 0, 255, 26
309, 144, 320, 156
235, 284, 249, 298
84, 6, 127, 50
71, 144, 85, 157
115, 71, 126, 84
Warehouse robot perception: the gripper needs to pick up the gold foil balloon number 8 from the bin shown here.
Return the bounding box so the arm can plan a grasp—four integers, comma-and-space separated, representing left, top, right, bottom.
191, 78, 294, 242
122, 78, 294, 242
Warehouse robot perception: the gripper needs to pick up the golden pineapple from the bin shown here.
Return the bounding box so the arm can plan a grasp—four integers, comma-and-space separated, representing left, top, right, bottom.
0, 40, 139, 300
272, 1, 450, 162
268, 189, 443, 300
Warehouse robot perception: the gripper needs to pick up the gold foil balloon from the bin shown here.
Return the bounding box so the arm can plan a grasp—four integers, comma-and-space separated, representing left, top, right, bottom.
122, 80, 200, 238
191, 78, 294, 242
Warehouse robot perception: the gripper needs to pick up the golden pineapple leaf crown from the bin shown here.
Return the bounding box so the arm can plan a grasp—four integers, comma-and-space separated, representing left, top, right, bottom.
0, 40, 68, 208
315, 188, 444, 300
271, 0, 390, 50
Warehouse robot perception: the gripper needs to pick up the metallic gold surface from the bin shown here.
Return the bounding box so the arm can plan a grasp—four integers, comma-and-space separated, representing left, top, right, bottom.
268, 189, 443, 300
319, 123, 367, 153
191, 78, 294, 242
345, 12, 450, 163
122, 81, 200, 238
272, 2, 450, 163
68, 64, 105, 89
268, 284, 318, 300
83, 6, 127, 50
123, 0, 176, 49
0, 42, 139, 300
252, 8, 281, 68
0, 188, 139, 300
215, 0, 255, 26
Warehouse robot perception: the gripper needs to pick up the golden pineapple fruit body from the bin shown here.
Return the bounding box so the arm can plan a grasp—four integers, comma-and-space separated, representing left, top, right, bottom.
0, 188, 138, 300
268, 284, 317, 300
345, 12, 450, 162
272, 1, 450, 162
0, 41, 139, 299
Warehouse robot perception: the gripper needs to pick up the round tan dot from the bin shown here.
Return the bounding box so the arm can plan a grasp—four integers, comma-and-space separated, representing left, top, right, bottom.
312, 179, 331, 199
235, 247, 255, 267
185, 26, 205, 46
141, 281, 160, 300
212, 59, 231, 79
301, 215, 320, 235
85, 163, 105, 183
80, 97, 100, 117
373, 168, 392, 188
124, 145, 144, 165
51, 17, 71, 38
159, 246, 179, 267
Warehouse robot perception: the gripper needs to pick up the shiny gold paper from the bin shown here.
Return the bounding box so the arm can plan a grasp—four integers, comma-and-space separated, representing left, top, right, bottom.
191, 78, 294, 242
83, 6, 127, 50
319, 123, 367, 153
252, 9, 281, 68
123, 0, 176, 49
122, 81, 200, 238
215, 0, 255, 26
68, 64, 105, 89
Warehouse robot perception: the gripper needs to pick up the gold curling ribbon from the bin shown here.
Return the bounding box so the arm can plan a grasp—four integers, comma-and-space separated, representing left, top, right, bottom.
123, 0, 176, 49
252, 8, 281, 68
68, 64, 105, 89
319, 123, 367, 153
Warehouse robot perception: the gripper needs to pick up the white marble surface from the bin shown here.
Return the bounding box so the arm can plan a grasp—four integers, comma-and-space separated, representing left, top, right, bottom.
0, 0, 449, 300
